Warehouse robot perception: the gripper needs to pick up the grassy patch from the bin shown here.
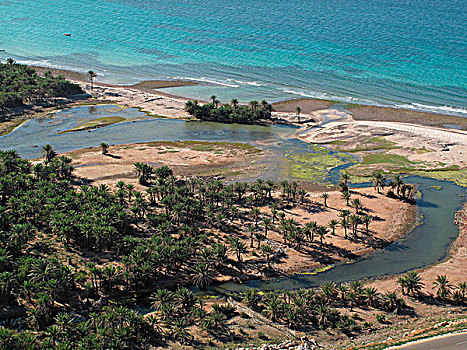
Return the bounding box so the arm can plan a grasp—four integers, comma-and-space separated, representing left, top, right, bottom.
327, 140, 346, 146
191, 144, 215, 152
145, 141, 261, 154
411, 168, 467, 187
0, 118, 27, 136
58, 116, 126, 134
415, 147, 432, 154
136, 106, 166, 118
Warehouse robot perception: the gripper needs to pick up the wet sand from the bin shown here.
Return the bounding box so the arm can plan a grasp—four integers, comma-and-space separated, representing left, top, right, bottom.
349, 105, 467, 131
273, 98, 334, 114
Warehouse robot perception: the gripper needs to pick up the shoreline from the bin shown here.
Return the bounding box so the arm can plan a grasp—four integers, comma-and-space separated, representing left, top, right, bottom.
28, 65, 467, 130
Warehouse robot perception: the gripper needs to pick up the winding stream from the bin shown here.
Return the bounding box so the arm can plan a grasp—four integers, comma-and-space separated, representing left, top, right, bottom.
2, 105, 465, 290
215, 176, 465, 292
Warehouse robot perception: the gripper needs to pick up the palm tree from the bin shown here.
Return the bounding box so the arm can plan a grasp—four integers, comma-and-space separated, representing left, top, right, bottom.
340, 217, 349, 238
316, 304, 330, 329
320, 281, 338, 304
340, 172, 350, 186
271, 207, 278, 224
362, 215, 372, 234
341, 191, 351, 206
372, 170, 386, 194
298, 189, 307, 204
42, 144, 56, 163
397, 271, 424, 296
391, 174, 404, 196
100, 142, 109, 155
87, 70, 97, 90
364, 287, 380, 308
382, 291, 406, 314
321, 193, 329, 207
250, 100, 259, 113
192, 262, 213, 290
150, 289, 173, 311
304, 221, 317, 242
243, 289, 260, 310
261, 244, 274, 268
231, 98, 239, 110
328, 219, 339, 235
250, 208, 260, 226
234, 182, 248, 201
349, 214, 361, 237
126, 184, 134, 202
457, 282, 467, 300
351, 198, 362, 214
6, 58, 15, 66
228, 237, 246, 262
184, 100, 196, 115
248, 225, 256, 248
433, 275, 453, 300
317, 225, 328, 245
296, 106, 301, 123
263, 293, 282, 321
262, 218, 272, 238
171, 318, 191, 344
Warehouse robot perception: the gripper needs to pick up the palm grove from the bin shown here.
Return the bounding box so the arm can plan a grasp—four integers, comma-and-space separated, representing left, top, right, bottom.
0, 60, 82, 115
185, 96, 273, 124
0, 148, 465, 348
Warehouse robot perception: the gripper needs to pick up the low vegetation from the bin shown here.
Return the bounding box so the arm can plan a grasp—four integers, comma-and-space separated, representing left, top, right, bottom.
57, 116, 126, 134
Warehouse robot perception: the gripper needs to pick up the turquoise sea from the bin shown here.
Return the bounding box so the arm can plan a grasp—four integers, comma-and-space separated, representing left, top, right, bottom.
0, 0, 466, 115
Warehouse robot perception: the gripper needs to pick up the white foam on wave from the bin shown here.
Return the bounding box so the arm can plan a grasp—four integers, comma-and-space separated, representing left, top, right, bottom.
227, 79, 263, 87
280, 88, 331, 100
395, 103, 467, 116
280, 88, 467, 117
168, 76, 239, 88
14, 58, 107, 77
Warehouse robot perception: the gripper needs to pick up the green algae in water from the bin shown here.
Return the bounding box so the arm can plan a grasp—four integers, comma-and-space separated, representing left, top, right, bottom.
298, 265, 334, 275
283, 144, 357, 181
411, 169, 467, 188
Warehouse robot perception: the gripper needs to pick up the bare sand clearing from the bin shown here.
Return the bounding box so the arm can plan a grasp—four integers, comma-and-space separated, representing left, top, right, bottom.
259, 188, 413, 274
67, 141, 265, 188
84, 84, 191, 119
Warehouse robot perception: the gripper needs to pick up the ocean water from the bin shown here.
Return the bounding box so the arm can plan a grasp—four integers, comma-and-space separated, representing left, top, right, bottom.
0, 0, 466, 115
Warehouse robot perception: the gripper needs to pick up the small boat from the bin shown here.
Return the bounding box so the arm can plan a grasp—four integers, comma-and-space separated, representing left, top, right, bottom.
64, 33, 72, 37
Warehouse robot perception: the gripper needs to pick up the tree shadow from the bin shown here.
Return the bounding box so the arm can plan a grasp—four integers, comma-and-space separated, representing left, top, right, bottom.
351, 191, 377, 199
104, 153, 122, 159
